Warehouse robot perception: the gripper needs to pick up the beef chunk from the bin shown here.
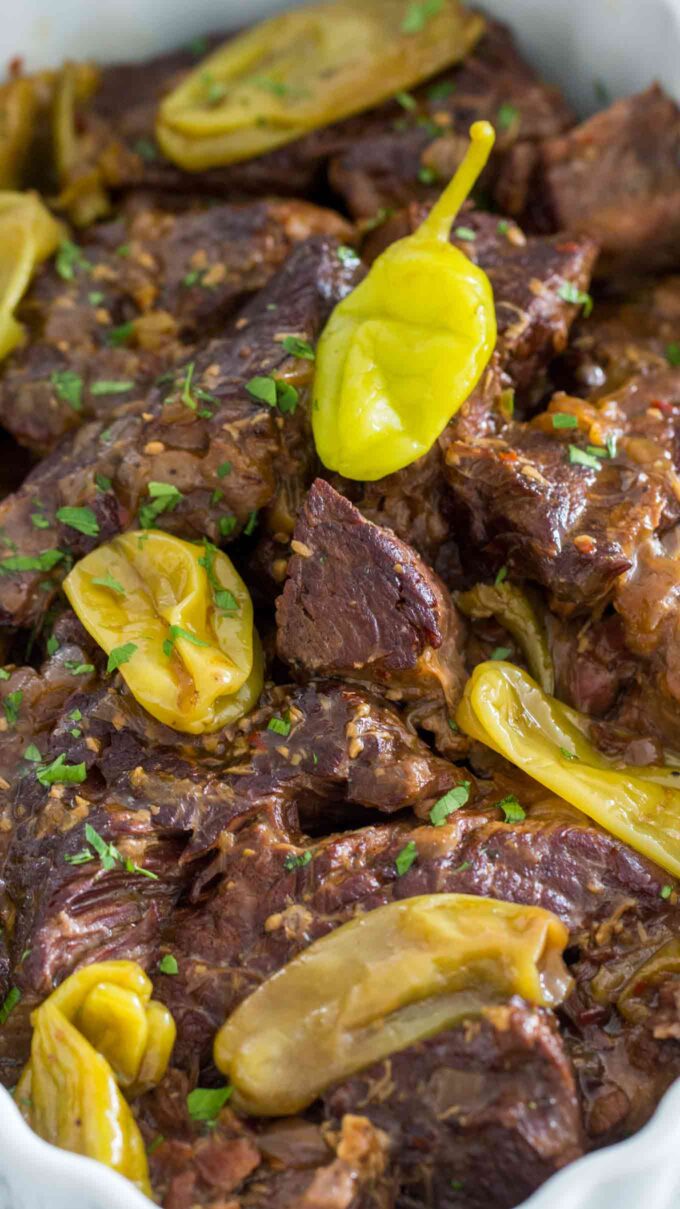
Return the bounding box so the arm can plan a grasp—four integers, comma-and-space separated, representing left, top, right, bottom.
329, 21, 573, 220
276, 480, 466, 712
0, 197, 351, 454
0, 237, 360, 630
363, 206, 598, 401
443, 387, 680, 609
498, 86, 680, 277
325, 1000, 583, 1209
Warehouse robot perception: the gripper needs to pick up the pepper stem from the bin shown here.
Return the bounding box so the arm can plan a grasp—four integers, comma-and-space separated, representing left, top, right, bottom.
415, 120, 496, 244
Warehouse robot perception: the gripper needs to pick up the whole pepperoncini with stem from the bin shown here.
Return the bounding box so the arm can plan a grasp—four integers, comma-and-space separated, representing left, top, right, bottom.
312, 121, 497, 481
63, 530, 263, 733
156, 0, 485, 171
214, 892, 570, 1116
458, 661, 680, 877
15, 961, 176, 1196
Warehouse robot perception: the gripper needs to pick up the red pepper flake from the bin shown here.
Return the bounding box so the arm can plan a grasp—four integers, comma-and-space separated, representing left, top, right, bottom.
651, 399, 674, 416
498, 450, 519, 463
555, 240, 581, 254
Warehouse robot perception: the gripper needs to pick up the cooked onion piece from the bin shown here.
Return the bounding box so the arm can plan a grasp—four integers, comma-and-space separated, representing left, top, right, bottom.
458, 661, 680, 876
214, 892, 570, 1115
63, 530, 263, 733
15, 961, 175, 1196
157, 0, 484, 170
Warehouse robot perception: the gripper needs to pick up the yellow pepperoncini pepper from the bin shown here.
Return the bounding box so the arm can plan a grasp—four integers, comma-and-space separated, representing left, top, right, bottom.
156, 1, 484, 171
457, 580, 555, 694
15, 960, 175, 1197
457, 661, 680, 877
52, 62, 109, 227
0, 77, 40, 188
63, 530, 263, 733
0, 190, 64, 361
312, 121, 496, 481
214, 892, 570, 1116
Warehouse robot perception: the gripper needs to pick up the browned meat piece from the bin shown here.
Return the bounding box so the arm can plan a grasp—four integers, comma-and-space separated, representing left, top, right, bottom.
443, 386, 680, 609
558, 275, 680, 398
276, 480, 466, 714
0, 196, 351, 454
329, 21, 573, 220
363, 206, 598, 402
498, 86, 680, 277
0, 237, 360, 630
325, 1000, 583, 1209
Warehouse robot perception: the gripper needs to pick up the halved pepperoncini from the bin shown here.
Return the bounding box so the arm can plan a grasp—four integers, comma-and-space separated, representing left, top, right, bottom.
63, 530, 263, 733
457, 661, 680, 877
156, 0, 484, 170
0, 190, 64, 361
312, 121, 496, 481
214, 892, 570, 1115
457, 580, 555, 694
15, 961, 175, 1196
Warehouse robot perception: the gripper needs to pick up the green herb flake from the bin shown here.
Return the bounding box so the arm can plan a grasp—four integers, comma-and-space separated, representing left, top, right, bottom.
284, 850, 313, 872
217, 461, 232, 478
497, 102, 519, 131
22, 743, 42, 763
395, 839, 418, 875
586, 443, 610, 459
276, 381, 299, 414
46, 635, 59, 656
417, 165, 437, 185
497, 219, 510, 234
90, 379, 135, 396
64, 847, 94, 867
139, 481, 183, 529
448, 717, 459, 733
218, 514, 237, 538
568, 445, 602, 471
56, 506, 99, 538
395, 90, 417, 111
450, 1180, 464, 1192
497, 794, 526, 822
65, 661, 95, 676
55, 239, 91, 281
30, 513, 50, 530
188, 34, 209, 56
200, 70, 227, 104
244, 510, 258, 537
490, 646, 512, 661
0, 668, 8, 680
36, 753, 87, 787
661, 884, 673, 900
0, 986, 21, 1026
94, 474, 112, 492
560, 746, 578, 761
69, 709, 82, 722
116, 243, 131, 258
665, 342, 680, 367
281, 335, 315, 361
162, 625, 209, 658
88, 291, 105, 306
454, 226, 476, 241
429, 781, 470, 826
106, 642, 137, 675
552, 412, 578, 429
133, 136, 158, 162
199, 540, 239, 613
401, 0, 443, 34
51, 369, 83, 412
427, 79, 455, 101
187, 1085, 233, 1123
159, 954, 179, 975
0, 548, 63, 575
147, 1134, 165, 1155
91, 573, 125, 596
245, 375, 277, 407
3, 689, 22, 727
105, 320, 135, 347
557, 282, 593, 316
337, 244, 360, 266
494, 566, 508, 586
268, 715, 291, 737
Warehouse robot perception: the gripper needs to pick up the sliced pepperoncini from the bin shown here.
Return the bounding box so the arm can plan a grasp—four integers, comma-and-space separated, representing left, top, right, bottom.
157, 1, 484, 171
214, 892, 570, 1116
0, 190, 64, 361
312, 122, 496, 481
15, 960, 175, 1196
457, 580, 554, 694
457, 661, 680, 877
0, 77, 40, 188
52, 62, 109, 226
63, 531, 263, 733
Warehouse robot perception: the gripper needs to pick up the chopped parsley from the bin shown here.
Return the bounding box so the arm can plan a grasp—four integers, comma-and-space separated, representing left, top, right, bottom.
187, 1085, 233, 1123
56, 506, 99, 537
91, 573, 125, 596
55, 239, 91, 281
244, 510, 258, 537
0, 986, 21, 1026
401, 0, 443, 34
106, 642, 137, 675
427, 79, 455, 101
23, 743, 42, 763
448, 717, 459, 733
65, 661, 94, 676
268, 715, 291, 737
82, 822, 158, 879
454, 226, 476, 241
497, 219, 510, 234
46, 635, 59, 656
64, 849, 94, 866
417, 165, 437, 185
182, 267, 208, 288
552, 412, 578, 429
51, 369, 83, 412
0, 549, 63, 575
159, 954, 179, 975
3, 690, 22, 727
200, 70, 227, 104
217, 461, 232, 478
497, 102, 519, 131
88, 290, 105, 306
429, 781, 470, 826
245, 374, 299, 414
661, 885, 673, 900
560, 746, 578, 761
281, 335, 315, 361
163, 625, 209, 658
568, 445, 601, 471
139, 481, 183, 528
337, 245, 360, 266
665, 342, 680, 367
69, 708, 82, 722
490, 646, 512, 661
90, 380, 135, 396
133, 136, 157, 162
36, 753, 87, 787
497, 794, 526, 822
105, 320, 135, 347
30, 513, 50, 530
586, 443, 610, 459
218, 514, 237, 538
116, 244, 131, 258
199, 540, 239, 613
558, 282, 593, 316
187, 34, 209, 56
395, 90, 417, 111
0, 669, 8, 680
284, 850, 312, 872
494, 566, 508, 586
395, 839, 418, 875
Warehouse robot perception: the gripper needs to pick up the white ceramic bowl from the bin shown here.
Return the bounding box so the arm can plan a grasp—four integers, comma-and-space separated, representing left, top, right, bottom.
1, 1, 680, 1206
